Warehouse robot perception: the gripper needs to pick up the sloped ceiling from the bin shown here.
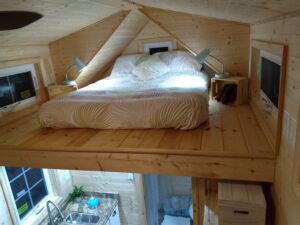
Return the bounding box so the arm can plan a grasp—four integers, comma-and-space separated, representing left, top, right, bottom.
131, 0, 300, 24
1, 0, 299, 47
0, 0, 124, 46
1, 0, 298, 87
49, 11, 130, 84
76, 10, 148, 87
141, 7, 250, 76
123, 20, 179, 55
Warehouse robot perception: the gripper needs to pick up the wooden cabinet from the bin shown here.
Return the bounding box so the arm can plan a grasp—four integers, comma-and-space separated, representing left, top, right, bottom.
211, 76, 248, 105
218, 182, 266, 225
47, 84, 77, 99
106, 206, 121, 225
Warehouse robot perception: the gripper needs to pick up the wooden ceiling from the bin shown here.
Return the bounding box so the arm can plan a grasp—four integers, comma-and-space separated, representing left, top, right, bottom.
0, 0, 299, 47
0, 0, 124, 46
131, 0, 300, 24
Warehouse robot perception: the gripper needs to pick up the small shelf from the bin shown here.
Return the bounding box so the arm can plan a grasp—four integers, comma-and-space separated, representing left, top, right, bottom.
210, 76, 249, 106
47, 84, 78, 99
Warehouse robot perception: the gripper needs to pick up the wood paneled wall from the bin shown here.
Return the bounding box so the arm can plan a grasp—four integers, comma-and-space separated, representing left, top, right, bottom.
132, 0, 300, 24
0, 0, 121, 46
123, 20, 183, 54
70, 171, 147, 225
0, 45, 54, 125
249, 40, 288, 154
251, 16, 300, 225
140, 8, 250, 76
49, 7, 250, 85
49, 11, 129, 84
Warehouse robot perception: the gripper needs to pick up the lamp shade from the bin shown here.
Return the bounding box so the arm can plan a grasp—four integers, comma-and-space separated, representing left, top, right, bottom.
195, 48, 210, 64
74, 57, 86, 72
64, 57, 86, 85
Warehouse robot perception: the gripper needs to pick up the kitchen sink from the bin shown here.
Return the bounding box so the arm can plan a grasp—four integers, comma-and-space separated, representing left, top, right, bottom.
65, 212, 100, 225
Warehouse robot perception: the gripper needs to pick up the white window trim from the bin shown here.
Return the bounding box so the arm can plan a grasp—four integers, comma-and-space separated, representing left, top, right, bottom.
0, 64, 39, 89
0, 64, 39, 112
0, 168, 64, 225
22, 195, 63, 225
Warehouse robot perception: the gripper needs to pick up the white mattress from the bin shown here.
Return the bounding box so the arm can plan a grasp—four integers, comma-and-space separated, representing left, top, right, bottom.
39, 72, 208, 130
161, 215, 191, 225
39, 51, 209, 130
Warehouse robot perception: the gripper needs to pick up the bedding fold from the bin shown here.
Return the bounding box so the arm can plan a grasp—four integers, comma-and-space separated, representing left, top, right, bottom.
39, 72, 208, 130
40, 52, 209, 130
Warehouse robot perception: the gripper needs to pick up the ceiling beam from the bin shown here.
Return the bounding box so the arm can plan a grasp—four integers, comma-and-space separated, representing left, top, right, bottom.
76, 10, 149, 87
139, 8, 196, 55
49, 11, 130, 84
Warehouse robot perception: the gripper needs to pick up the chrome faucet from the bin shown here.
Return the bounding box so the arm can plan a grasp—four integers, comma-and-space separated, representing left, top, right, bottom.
46, 200, 65, 225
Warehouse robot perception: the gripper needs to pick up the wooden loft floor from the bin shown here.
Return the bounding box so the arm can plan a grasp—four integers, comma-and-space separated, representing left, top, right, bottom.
0, 101, 276, 182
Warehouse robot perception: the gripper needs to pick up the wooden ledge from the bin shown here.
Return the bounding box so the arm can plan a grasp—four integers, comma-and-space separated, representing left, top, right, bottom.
0, 101, 276, 182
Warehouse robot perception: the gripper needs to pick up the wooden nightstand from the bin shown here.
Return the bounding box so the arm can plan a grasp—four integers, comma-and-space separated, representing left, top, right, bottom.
211, 76, 248, 105
47, 84, 78, 99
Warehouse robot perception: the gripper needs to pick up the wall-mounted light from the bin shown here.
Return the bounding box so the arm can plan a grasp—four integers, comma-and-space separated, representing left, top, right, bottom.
64, 57, 86, 86
195, 48, 229, 78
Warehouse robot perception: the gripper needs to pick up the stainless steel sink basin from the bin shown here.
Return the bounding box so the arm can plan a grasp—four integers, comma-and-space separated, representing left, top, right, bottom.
65, 212, 100, 225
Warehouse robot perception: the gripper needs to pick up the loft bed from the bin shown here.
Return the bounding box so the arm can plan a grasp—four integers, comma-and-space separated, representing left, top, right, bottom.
0, 100, 275, 182
0, 51, 276, 184
40, 51, 208, 130
0, 50, 276, 225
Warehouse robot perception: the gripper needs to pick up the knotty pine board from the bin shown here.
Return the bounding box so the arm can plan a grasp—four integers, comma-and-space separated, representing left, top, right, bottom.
0, 102, 275, 182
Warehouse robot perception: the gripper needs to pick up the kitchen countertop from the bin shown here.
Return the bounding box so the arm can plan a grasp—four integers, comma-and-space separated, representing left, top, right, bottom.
41, 192, 119, 225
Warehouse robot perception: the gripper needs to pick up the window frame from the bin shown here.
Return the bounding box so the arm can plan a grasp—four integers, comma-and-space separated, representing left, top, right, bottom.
0, 64, 39, 110
143, 40, 176, 54
0, 167, 57, 225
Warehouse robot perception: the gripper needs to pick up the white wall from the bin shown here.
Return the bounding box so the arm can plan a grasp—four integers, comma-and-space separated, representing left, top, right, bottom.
0, 181, 13, 225
51, 169, 73, 199
70, 171, 147, 225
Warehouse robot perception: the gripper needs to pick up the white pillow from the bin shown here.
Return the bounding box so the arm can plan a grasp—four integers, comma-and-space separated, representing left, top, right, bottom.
111, 54, 144, 77
133, 54, 170, 80
159, 51, 202, 73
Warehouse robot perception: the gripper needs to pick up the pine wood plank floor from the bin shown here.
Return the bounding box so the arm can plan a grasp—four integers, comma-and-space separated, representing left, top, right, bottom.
0, 101, 276, 182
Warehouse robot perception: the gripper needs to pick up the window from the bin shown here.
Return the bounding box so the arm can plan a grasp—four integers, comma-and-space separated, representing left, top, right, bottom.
4, 167, 49, 220
0, 64, 39, 109
149, 47, 169, 55
143, 41, 175, 55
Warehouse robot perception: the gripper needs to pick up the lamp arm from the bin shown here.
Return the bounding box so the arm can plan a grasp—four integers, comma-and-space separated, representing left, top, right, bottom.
65, 63, 75, 81
208, 55, 224, 73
